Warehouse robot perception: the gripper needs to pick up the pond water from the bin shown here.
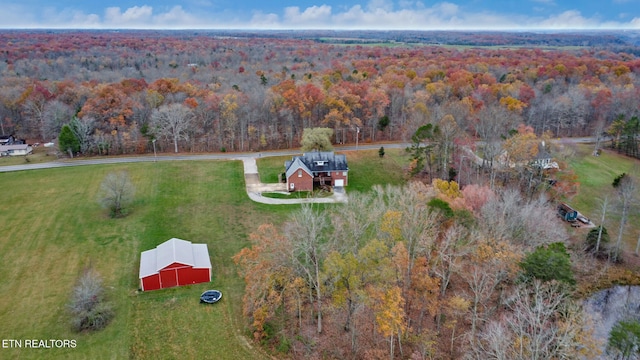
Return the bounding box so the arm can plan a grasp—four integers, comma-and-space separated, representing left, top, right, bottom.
583, 285, 640, 358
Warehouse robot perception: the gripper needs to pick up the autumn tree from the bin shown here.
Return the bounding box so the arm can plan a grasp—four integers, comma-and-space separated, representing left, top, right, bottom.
464, 237, 521, 336
150, 103, 194, 153
233, 224, 299, 341
324, 239, 394, 353
284, 204, 331, 334
220, 92, 239, 151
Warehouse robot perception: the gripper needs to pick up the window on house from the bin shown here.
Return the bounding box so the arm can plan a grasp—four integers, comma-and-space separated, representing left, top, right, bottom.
298, 170, 302, 177
343, 171, 347, 176
327, 172, 331, 176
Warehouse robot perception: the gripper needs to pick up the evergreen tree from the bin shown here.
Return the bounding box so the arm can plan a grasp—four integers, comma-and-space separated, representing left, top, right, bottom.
520, 242, 575, 285
58, 124, 80, 157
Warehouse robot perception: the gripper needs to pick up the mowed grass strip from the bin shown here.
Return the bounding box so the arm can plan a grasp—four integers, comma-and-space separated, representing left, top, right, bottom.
0, 160, 274, 359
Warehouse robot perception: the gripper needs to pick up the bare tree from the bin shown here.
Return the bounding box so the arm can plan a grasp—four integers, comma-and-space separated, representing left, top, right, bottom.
284, 204, 330, 334
476, 105, 517, 188
468, 281, 598, 360
151, 103, 194, 153
330, 190, 384, 254
434, 224, 470, 298
613, 174, 637, 260
68, 268, 114, 332
70, 116, 96, 154
42, 100, 73, 140
595, 196, 609, 254
97, 171, 135, 218
480, 189, 566, 249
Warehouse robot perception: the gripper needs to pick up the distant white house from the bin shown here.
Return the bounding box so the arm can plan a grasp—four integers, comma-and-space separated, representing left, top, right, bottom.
531, 141, 559, 170
0, 144, 33, 156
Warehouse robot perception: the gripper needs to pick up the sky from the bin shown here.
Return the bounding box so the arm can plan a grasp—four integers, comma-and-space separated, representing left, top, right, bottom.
1, 0, 639, 30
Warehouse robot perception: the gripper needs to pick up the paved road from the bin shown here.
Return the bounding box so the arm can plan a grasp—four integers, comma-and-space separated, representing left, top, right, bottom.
0, 143, 409, 173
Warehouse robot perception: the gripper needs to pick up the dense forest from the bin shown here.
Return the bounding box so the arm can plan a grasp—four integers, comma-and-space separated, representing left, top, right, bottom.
1, 30, 639, 160
233, 180, 619, 359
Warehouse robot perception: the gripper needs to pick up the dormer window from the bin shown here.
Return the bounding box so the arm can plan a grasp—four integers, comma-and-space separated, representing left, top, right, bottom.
314, 160, 326, 166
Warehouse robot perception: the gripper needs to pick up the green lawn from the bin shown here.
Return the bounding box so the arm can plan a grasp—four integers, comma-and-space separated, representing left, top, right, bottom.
568, 145, 640, 251
256, 148, 409, 193
0, 160, 286, 360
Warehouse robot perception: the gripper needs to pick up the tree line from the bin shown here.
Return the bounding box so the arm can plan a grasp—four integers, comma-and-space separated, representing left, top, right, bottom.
1, 31, 639, 158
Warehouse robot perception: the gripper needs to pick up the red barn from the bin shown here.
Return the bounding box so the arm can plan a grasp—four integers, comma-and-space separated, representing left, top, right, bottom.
139, 238, 212, 291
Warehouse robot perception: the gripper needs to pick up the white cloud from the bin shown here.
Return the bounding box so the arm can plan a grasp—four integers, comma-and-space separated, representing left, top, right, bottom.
250, 12, 280, 28
537, 10, 597, 29
367, 0, 394, 12
105, 6, 153, 26
1, 2, 640, 30
283, 5, 332, 25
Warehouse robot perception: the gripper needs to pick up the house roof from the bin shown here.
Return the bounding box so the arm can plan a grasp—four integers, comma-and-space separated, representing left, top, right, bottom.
139, 238, 212, 278
285, 157, 313, 179
535, 142, 552, 160
284, 152, 348, 178
0, 144, 30, 151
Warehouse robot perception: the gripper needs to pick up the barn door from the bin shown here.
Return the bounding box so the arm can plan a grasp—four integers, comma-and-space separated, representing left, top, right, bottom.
159, 269, 179, 288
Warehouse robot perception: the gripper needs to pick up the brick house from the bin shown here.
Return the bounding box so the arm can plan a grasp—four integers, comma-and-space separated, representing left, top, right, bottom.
284, 152, 348, 192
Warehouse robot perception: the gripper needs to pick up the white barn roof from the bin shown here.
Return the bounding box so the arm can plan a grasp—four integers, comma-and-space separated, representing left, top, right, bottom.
139, 238, 212, 279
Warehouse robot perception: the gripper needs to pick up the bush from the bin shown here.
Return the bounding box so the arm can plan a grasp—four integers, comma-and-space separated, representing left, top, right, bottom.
520, 242, 575, 285
427, 198, 454, 218
585, 226, 610, 258
68, 269, 114, 332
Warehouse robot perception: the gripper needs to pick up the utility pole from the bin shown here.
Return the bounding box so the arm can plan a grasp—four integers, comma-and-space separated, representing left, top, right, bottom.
152, 139, 157, 162
356, 127, 360, 150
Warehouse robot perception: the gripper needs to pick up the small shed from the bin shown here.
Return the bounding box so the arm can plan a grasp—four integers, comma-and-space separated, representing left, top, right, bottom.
557, 203, 578, 222
139, 238, 212, 291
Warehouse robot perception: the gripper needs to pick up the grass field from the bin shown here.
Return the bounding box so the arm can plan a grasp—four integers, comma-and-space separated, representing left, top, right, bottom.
0, 149, 409, 359
568, 144, 640, 252
0, 160, 296, 359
